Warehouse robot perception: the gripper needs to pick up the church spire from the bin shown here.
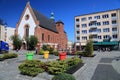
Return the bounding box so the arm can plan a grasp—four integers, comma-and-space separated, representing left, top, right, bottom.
50, 12, 55, 22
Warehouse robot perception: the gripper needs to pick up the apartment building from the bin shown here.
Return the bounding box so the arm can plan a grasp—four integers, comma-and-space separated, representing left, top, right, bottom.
0, 25, 5, 41
74, 9, 120, 50
6, 27, 15, 49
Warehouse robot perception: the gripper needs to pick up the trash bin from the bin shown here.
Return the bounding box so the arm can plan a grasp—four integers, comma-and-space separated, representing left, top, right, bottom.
26, 52, 34, 60
59, 52, 66, 60
44, 51, 49, 59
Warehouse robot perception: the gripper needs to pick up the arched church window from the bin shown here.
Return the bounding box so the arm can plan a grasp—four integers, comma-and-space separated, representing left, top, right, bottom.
26, 25, 29, 37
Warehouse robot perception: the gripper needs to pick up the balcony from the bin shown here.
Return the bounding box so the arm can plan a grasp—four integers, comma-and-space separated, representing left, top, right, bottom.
112, 31, 118, 34
76, 34, 80, 37
75, 40, 80, 42
111, 38, 118, 41
89, 19, 97, 22
111, 16, 117, 20
75, 21, 79, 24
112, 24, 117, 27
89, 25, 97, 29
89, 31, 98, 35
92, 38, 98, 42
75, 27, 80, 30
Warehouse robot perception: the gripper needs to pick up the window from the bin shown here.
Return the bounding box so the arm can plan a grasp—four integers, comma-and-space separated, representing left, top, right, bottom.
76, 31, 80, 34
89, 23, 92, 26
82, 36, 87, 40
103, 28, 110, 32
76, 18, 79, 22
111, 13, 116, 17
89, 30, 92, 33
82, 30, 87, 34
112, 35, 117, 39
88, 17, 92, 20
112, 20, 117, 24
112, 28, 117, 31
76, 25, 80, 28
102, 14, 109, 18
25, 25, 29, 37
82, 24, 87, 28
103, 35, 110, 39
103, 21, 109, 25
42, 33, 44, 41
81, 17, 86, 21
98, 36, 101, 39
48, 35, 50, 41
25, 14, 29, 20
77, 37, 80, 40
97, 29, 101, 33
96, 22, 101, 26
94, 15, 100, 19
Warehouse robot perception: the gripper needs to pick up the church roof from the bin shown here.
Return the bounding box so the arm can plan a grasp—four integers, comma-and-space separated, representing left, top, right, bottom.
32, 8, 58, 33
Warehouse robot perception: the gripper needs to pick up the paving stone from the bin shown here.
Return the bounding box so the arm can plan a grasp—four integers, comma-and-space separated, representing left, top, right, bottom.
91, 64, 120, 80
99, 58, 113, 63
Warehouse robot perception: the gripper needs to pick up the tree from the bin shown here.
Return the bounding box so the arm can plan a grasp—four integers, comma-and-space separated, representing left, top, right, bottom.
11, 35, 22, 50
85, 40, 93, 56
26, 35, 38, 50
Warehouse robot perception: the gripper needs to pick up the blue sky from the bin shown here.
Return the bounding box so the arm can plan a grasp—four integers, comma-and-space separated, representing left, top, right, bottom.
0, 0, 120, 42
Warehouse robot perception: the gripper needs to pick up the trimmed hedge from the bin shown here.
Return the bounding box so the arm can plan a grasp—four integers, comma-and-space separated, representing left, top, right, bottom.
52, 50, 59, 56
0, 53, 18, 61
0, 56, 4, 61
47, 57, 82, 75
3, 53, 18, 59
52, 73, 76, 80
19, 60, 44, 77
47, 60, 68, 75
18, 57, 83, 76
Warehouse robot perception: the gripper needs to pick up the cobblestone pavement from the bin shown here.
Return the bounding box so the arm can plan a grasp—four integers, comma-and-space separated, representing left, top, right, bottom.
0, 50, 120, 80
73, 51, 120, 80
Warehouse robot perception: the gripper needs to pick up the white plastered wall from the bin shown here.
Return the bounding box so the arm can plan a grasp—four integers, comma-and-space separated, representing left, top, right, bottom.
18, 7, 36, 39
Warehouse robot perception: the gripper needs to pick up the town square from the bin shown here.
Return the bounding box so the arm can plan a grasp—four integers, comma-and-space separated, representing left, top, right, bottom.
0, 0, 120, 80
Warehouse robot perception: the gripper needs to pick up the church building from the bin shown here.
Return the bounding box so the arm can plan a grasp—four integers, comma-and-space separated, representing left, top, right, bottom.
15, 2, 68, 50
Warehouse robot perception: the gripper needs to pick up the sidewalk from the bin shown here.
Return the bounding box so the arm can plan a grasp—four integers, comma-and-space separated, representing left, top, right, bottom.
73, 51, 120, 80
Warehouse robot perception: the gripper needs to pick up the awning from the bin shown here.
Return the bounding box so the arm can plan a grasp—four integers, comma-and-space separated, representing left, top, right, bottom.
93, 41, 118, 46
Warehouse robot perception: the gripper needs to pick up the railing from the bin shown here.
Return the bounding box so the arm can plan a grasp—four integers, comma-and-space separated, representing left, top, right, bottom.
112, 24, 117, 27
111, 16, 117, 20
112, 31, 118, 34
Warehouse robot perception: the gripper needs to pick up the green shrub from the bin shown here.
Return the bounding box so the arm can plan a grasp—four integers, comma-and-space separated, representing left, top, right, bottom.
47, 61, 68, 75
84, 40, 93, 56
3, 53, 18, 59
19, 60, 44, 77
65, 57, 82, 69
52, 73, 76, 80
49, 47, 54, 54
42, 45, 54, 54
38, 49, 44, 55
47, 57, 82, 75
53, 50, 59, 56
0, 56, 4, 61
76, 51, 82, 55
